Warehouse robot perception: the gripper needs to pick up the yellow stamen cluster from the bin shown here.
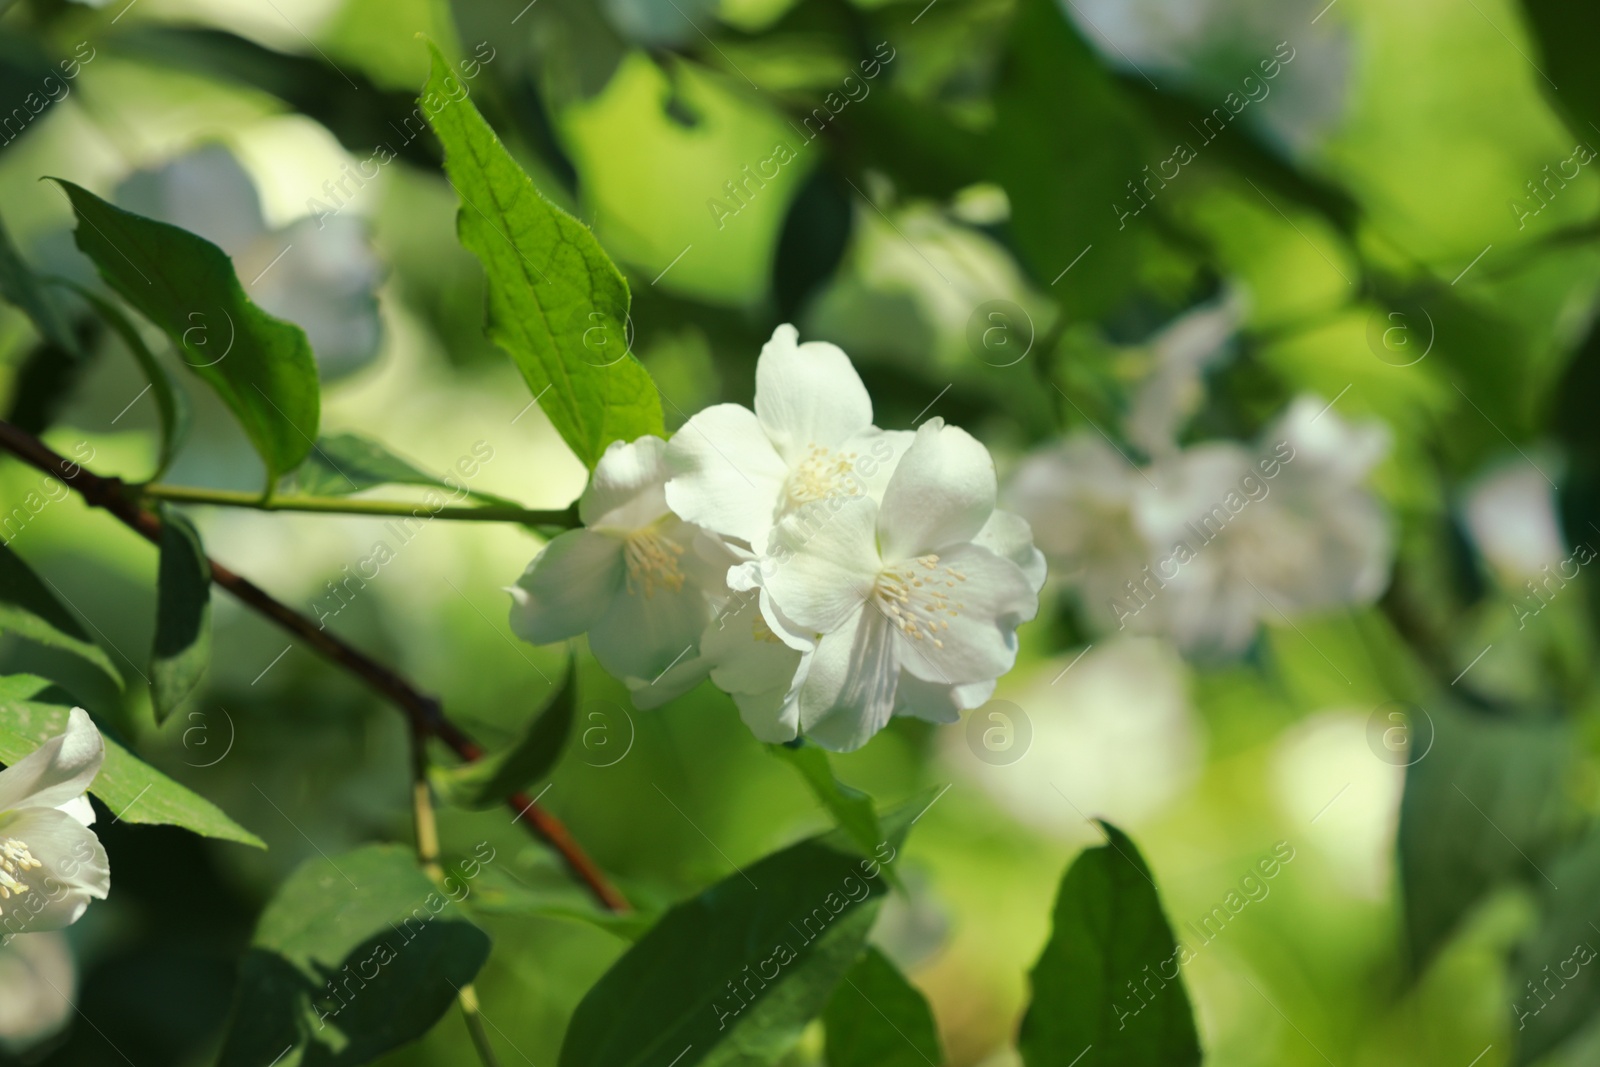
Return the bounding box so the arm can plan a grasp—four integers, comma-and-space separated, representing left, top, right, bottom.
751, 612, 784, 645
875, 554, 967, 648
784, 445, 861, 508
0, 837, 41, 913
624, 527, 687, 599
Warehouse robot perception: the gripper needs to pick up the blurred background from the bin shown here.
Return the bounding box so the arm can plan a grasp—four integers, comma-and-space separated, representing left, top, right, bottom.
2, 0, 1600, 1063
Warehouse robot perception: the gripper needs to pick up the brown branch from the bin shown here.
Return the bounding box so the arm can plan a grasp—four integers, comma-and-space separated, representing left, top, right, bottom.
0, 419, 630, 914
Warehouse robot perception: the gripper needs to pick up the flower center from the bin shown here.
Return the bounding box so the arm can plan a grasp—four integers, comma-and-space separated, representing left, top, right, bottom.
783, 445, 862, 509
624, 525, 686, 599
874, 554, 967, 649
751, 612, 784, 645
0, 837, 42, 910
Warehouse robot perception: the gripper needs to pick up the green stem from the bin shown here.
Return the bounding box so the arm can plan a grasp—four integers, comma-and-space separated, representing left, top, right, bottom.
138, 482, 575, 526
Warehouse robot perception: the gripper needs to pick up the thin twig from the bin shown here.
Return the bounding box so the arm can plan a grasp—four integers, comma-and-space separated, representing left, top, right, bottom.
0, 419, 630, 914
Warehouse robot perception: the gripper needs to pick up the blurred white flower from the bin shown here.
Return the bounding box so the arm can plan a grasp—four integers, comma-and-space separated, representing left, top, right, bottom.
1010, 394, 1391, 655
509, 436, 733, 685
117, 145, 383, 380
753, 418, 1040, 750
0, 932, 74, 1054
0, 709, 111, 935
1125, 290, 1245, 458
665, 323, 907, 553
1463, 458, 1567, 584
952, 638, 1201, 842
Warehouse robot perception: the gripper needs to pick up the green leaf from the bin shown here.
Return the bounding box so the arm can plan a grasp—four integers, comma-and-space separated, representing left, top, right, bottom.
1507, 822, 1600, 1064
149, 506, 211, 724
219, 843, 490, 1067
422, 42, 664, 469
0, 212, 77, 352
58, 280, 190, 479
1398, 705, 1572, 973
1518, 0, 1600, 144
1019, 821, 1202, 1067
823, 946, 942, 1067
434, 658, 576, 809
0, 540, 121, 690
558, 797, 923, 1067
53, 179, 320, 488
772, 743, 884, 863
0, 675, 264, 848
288, 431, 521, 509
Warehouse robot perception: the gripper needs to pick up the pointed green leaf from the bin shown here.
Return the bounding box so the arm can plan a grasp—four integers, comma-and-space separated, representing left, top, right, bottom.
53, 179, 319, 488
0, 675, 263, 848
0, 212, 77, 352
559, 796, 925, 1067
1019, 822, 1202, 1067
219, 844, 490, 1067
288, 431, 521, 509
824, 947, 943, 1067
150, 506, 211, 724
422, 42, 663, 468
0, 541, 121, 689
434, 658, 576, 809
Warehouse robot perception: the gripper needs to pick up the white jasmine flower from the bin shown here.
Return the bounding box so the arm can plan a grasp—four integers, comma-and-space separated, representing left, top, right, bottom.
753, 418, 1040, 751
665, 324, 907, 553
1462, 458, 1567, 584
0, 932, 74, 1053
117, 145, 384, 380
0, 709, 111, 934
510, 436, 732, 683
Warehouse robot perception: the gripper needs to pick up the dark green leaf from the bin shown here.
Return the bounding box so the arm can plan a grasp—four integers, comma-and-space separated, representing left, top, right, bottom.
0, 675, 264, 847
59, 281, 190, 478
219, 843, 490, 1067
1508, 822, 1600, 1064
53, 179, 320, 488
988, 0, 1155, 317
824, 946, 942, 1067
0, 211, 92, 436
1019, 822, 1202, 1067
772, 743, 884, 863
149, 506, 211, 724
423, 42, 664, 469
0, 540, 121, 689
434, 658, 576, 809
0, 212, 76, 351
1399, 705, 1572, 973
289, 431, 521, 509
1518, 0, 1600, 145
559, 797, 923, 1067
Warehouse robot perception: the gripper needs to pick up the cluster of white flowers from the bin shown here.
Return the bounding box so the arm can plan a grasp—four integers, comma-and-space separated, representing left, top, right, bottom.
510, 325, 1045, 751
1006, 299, 1391, 656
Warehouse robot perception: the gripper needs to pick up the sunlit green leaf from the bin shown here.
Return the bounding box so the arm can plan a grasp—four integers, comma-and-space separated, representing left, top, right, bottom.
823, 946, 942, 1067
54, 179, 320, 488
422, 42, 663, 469
1019, 821, 1202, 1067
219, 843, 489, 1067
0, 675, 263, 848
0, 540, 121, 690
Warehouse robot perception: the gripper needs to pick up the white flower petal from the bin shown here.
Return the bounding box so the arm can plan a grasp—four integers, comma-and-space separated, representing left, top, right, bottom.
974, 509, 1047, 594
627, 652, 713, 710
800, 608, 899, 752
665, 403, 789, 547
580, 436, 673, 531
703, 595, 807, 696
0, 709, 103, 816
763, 498, 880, 634
878, 418, 997, 560
509, 530, 623, 646
754, 325, 873, 461
587, 582, 711, 682
733, 686, 801, 744
895, 674, 995, 724
0, 807, 109, 934
895, 544, 1036, 686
